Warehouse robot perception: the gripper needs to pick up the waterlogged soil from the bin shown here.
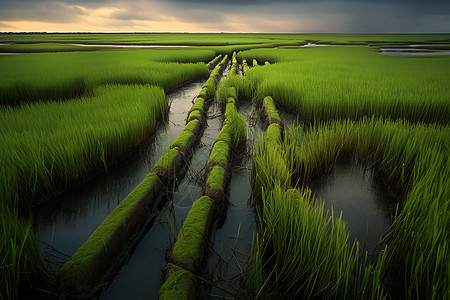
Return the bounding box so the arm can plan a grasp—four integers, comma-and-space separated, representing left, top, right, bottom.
33, 79, 205, 274
308, 158, 398, 254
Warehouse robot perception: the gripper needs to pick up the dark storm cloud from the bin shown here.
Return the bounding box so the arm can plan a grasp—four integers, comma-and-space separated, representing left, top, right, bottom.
0, 0, 449, 32
161, 0, 446, 6
0, 1, 85, 23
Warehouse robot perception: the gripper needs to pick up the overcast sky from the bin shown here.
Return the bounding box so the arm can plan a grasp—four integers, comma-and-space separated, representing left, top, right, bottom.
0, 0, 449, 33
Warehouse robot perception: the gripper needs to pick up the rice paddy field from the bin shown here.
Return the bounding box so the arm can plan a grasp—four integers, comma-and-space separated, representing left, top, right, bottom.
0, 33, 449, 300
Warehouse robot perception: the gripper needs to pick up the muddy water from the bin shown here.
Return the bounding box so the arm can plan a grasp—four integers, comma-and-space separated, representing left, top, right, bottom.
309, 157, 397, 254
33, 80, 205, 274
199, 100, 264, 298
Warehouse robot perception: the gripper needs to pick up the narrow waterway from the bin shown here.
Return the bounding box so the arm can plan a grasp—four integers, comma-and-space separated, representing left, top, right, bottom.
33, 79, 205, 274
99, 62, 231, 299
99, 101, 224, 299
199, 99, 264, 299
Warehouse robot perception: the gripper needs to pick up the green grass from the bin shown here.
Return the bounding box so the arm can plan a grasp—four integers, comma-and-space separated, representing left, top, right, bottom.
2, 33, 449, 46
2, 33, 449, 299
252, 118, 450, 299
1, 205, 44, 300
0, 49, 213, 105
239, 46, 450, 123
0, 43, 105, 53
0, 84, 167, 210
250, 186, 387, 299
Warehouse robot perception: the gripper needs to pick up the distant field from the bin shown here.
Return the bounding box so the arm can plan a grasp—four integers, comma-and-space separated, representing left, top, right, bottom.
239, 46, 450, 123
1, 32, 449, 46
0, 48, 213, 105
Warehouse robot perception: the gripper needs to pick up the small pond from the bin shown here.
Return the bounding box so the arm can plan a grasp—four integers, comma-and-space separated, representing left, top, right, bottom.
309, 157, 398, 254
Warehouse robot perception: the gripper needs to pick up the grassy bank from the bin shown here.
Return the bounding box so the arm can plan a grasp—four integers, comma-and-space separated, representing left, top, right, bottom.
1, 84, 168, 299
0, 49, 212, 106
251, 118, 449, 299
1, 85, 167, 209
240, 46, 450, 123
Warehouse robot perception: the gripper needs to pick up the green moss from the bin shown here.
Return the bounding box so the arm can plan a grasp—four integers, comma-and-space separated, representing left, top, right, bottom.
215, 124, 232, 145
224, 102, 235, 117
60, 173, 161, 282
224, 103, 247, 145
187, 110, 202, 123
197, 87, 208, 99
171, 130, 195, 150
159, 267, 196, 300
218, 87, 237, 104
206, 166, 226, 192
171, 196, 214, 270
190, 97, 205, 113
152, 148, 180, 172
202, 76, 218, 98
207, 54, 223, 70
263, 96, 281, 123
207, 141, 229, 166
226, 97, 236, 105
184, 119, 200, 133
266, 123, 281, 143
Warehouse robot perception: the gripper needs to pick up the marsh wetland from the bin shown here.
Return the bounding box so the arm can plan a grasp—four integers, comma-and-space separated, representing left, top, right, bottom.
1, 33, 449, 300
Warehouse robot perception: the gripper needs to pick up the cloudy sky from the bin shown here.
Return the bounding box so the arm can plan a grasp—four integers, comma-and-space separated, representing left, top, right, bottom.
0, 0, 449, 33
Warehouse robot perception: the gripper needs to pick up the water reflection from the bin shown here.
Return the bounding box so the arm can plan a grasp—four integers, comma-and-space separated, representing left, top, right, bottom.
309, 157, 397, 253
